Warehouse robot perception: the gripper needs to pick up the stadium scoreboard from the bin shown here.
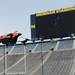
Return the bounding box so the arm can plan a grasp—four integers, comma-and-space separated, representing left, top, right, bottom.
31, 7, 75, 40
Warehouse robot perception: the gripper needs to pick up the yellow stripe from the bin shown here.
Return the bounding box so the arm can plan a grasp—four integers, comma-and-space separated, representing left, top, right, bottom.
31, 24, 36, 29
36, 6, 75, 17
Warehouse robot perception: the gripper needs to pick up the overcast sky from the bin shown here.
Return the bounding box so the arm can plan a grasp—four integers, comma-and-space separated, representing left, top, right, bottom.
0, 0, 75, 40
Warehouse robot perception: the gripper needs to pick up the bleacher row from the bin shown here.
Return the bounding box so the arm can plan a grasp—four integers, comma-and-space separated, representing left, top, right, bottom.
0, 39, 75, 75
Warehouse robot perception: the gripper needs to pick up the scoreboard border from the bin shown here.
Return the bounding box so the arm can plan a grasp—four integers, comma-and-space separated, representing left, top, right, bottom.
36, 6, 75, 16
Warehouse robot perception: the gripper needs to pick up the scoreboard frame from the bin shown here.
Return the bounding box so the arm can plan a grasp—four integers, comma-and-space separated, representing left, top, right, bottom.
31, 6, 75, 40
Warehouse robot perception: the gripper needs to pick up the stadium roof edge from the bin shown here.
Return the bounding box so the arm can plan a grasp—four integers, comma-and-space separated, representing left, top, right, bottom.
16, 37, 75, 45
0, 37, 75, 47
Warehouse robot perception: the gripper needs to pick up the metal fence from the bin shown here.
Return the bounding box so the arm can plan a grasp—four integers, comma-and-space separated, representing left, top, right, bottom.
0, 39, 74, 75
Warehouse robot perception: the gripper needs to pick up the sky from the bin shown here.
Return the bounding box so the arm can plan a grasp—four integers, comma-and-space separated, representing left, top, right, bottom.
0, 0, 75, 40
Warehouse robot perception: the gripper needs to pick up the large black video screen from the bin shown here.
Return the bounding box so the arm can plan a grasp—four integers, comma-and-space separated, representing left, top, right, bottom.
35, 10, 75, 39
